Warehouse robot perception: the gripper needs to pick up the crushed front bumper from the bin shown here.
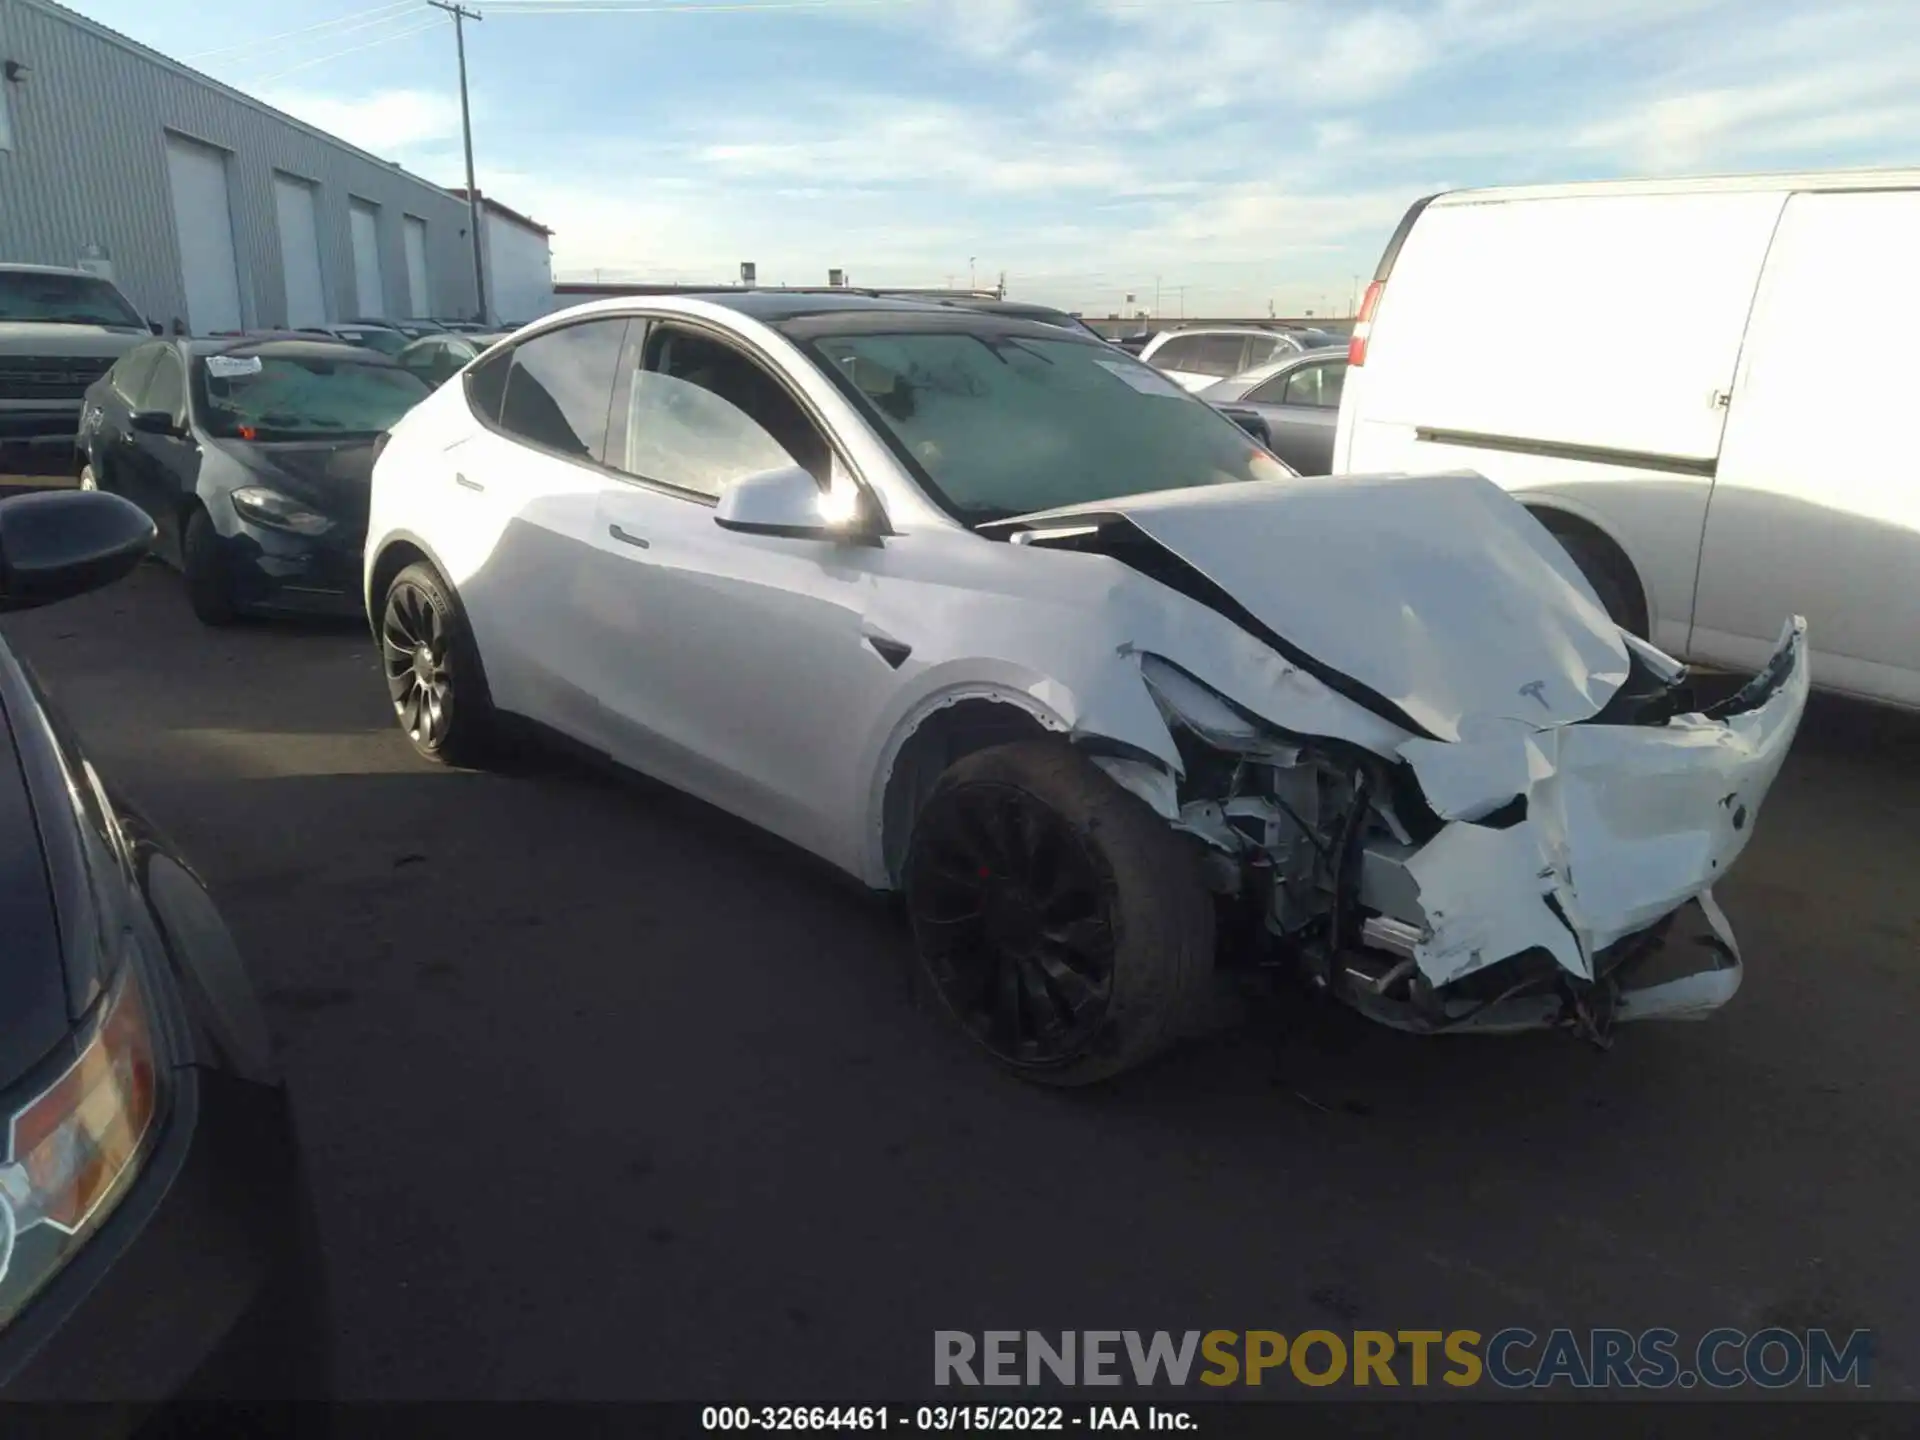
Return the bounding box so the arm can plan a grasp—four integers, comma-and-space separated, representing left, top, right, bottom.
1348, 617, 1809, 1034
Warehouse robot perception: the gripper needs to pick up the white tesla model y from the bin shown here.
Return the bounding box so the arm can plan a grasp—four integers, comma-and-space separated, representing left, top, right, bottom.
364, 293, 1808, 1084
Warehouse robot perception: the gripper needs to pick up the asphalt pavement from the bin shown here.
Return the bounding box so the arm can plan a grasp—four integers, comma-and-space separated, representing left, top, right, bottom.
3, 561, 1916, 1401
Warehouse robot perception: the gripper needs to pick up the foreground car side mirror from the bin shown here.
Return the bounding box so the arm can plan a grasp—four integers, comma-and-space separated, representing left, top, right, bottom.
714, 464, 875, 541
129, 409, 180, 437
0, 490, 156, 612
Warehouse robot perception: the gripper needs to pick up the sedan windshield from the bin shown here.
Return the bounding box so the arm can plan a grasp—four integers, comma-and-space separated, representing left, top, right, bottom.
803, 331, 1293, 524
194, 354, 430, 440
0, 271, 146, 329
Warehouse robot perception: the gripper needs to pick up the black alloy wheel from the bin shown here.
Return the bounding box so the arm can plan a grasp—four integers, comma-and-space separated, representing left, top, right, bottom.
904, 740, 1215, 1085
908, 781, 1118, 1067
380, 563, 491, 765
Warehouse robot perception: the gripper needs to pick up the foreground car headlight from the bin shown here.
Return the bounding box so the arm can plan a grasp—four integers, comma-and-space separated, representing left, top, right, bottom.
0, 965, 162, 1327
231, 486, 333, 536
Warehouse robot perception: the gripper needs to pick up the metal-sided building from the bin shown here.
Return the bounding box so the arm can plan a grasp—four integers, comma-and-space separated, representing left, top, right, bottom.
0, 0, 545, 332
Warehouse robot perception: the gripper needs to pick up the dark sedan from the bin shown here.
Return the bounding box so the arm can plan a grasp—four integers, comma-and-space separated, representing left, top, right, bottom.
1197, 347, 1347, 475
0, 489, 324, 1406
394, 331, 508, 387
76, 337, 431, 625
293, 323, 410, 358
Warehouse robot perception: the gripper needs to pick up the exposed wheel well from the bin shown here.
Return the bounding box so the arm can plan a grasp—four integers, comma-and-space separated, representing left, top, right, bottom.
879, 698, 1054, 885
1527, 506, 1650, 638
368, 541, 431, 625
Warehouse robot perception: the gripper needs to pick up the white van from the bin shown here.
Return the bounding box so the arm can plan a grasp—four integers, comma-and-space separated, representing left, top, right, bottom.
1333, 168, 1920, 709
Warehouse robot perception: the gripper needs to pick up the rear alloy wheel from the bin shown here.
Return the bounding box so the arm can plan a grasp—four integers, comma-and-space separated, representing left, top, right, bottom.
182, 506, 238, 626
904, 740, 1214, 1085
380, 562, 494, 766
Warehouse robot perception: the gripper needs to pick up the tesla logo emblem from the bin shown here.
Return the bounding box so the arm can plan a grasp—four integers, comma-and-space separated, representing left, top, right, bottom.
1519, 681, 1550, 709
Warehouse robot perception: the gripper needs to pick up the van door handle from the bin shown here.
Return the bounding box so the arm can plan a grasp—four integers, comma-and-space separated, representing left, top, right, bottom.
455, 473, 485, 492
608, 523, 650, 550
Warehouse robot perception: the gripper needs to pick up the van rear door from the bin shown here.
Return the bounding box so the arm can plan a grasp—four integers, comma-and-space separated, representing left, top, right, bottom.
1690, 188, 1920, 705
1335, 188, 1786, 655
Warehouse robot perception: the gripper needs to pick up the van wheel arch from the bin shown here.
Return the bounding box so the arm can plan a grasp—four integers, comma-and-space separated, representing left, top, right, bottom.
1526, 507, 1650, 639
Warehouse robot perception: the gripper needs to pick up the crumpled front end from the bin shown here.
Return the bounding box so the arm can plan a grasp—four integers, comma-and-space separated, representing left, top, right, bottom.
1132, 617, 1808, 1040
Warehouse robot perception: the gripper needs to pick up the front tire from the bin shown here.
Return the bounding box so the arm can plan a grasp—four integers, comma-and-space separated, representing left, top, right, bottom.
182, 506, 238, 626
380, 562, 495, 766
1548, 526, 1646, 637
904, 740, 1215, 1086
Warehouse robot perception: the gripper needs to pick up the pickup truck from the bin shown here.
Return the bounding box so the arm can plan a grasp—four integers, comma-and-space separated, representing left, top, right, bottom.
1, 264, 155, 477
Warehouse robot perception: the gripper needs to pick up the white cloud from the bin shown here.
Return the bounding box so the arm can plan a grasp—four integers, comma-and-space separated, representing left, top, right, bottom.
256, 87, 463, 158
241, 0, 1920, 314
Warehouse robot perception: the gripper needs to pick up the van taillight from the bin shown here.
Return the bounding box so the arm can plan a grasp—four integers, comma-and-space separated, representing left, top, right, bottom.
1348, 281, 1384, 367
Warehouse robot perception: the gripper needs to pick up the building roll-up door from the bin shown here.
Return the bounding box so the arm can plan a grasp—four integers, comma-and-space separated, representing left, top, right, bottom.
350, 199, 384, 316
403, 217, 430, 318
274, 174, 328, 328
164, 133, 244, 334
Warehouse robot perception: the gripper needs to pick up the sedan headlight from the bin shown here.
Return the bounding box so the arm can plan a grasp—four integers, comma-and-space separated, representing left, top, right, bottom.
0, 965, 163, 1328
231, 486, 332, 536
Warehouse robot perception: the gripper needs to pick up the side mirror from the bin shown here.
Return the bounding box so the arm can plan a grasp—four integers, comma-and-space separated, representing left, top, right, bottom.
715, 464, 866, 540
1220, 406, 1271, 448
129, 409, 179, 436
0, 491, 156, 613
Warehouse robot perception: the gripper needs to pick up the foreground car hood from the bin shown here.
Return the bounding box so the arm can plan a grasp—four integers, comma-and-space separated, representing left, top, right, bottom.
997, 470, 1631, 742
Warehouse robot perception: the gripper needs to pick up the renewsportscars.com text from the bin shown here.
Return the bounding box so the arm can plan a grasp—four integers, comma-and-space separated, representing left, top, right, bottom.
935, 1328, 1873, 1390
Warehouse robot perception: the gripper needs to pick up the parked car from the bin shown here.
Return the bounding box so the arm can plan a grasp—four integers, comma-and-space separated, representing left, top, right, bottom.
1139, 326, 1314, 391
294, 323, 409, 357
1337, 167, 1920, 708
0, 488, 324, 1402
428, 319, 493, 334
364, 292, 1807, 1084
1199, 349, 1347, 475
0, 264, 157, 475
395, 331, 509, 387
1113, 332, 1153, 355
77, 336, 431, 624
347, 317, 441, 340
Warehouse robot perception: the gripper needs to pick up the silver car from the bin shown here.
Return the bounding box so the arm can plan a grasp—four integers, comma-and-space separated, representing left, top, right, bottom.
1200, 348, 1348, 475
1138, 326, 1317, 391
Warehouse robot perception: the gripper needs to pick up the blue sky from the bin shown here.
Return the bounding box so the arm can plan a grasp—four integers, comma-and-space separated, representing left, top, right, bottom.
66, 0, 1920, 316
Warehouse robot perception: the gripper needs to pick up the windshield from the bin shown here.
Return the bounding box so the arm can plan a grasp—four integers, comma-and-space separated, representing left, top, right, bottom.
0, 271, 146, 329
193, 354, 431, 440
803, 330, 1293, 524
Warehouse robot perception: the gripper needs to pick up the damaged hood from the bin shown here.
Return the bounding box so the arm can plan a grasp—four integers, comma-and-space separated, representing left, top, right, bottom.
997, 471, 1630, 742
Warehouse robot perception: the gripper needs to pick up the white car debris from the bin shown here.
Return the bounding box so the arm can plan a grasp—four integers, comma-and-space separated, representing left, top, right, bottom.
364, 293, 1809, 1084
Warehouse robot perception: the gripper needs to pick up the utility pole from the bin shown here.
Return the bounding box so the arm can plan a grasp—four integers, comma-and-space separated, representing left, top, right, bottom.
430, 0, 488, 323
969, 256, 977, 290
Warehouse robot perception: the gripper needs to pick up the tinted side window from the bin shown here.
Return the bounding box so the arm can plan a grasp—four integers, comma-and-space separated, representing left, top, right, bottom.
610, 325, 828, 499
1192, 335, 1250, 377
1244, 371, 1292, 406
110, 345, 161, 401
496, 319, 627, 461
140, 351, 185, 418
1283, 361, 1347, 409
465, 348, 510, 421
1149, 335, 1199, 370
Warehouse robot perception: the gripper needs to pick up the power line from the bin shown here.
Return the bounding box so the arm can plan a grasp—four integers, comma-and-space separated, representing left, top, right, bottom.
482, 0, 901, 13
184, 0, 420, 62
484, 0, 1311, 11
245, 14, 447, 86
